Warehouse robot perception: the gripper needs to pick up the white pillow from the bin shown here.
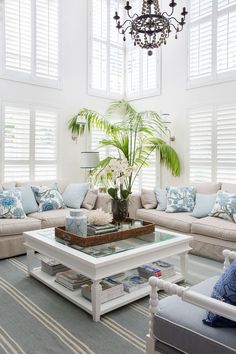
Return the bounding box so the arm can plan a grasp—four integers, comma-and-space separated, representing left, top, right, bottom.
62, 183, 89, 208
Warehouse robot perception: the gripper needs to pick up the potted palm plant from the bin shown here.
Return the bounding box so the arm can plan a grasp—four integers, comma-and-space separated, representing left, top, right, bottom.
68, 100, 180, 222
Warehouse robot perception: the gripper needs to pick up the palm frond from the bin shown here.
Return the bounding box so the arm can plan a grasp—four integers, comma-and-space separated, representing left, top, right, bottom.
106, 99, 137, 121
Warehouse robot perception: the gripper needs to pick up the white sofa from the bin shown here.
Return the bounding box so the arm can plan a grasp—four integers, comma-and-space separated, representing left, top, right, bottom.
129, 182, 236, 262
0, 180, 111, 259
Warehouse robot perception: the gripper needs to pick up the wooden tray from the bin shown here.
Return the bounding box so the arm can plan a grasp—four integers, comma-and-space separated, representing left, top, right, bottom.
55, 219, 155, 247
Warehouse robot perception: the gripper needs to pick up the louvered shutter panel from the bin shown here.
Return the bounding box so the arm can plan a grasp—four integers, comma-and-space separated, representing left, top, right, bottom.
189, 21, 212, 79
91, 129, 107, 160
4, 0, 31, 73
35, 109, 57, 180
217, 9, 236, 73
3, 105, 30, 181
190, 0, 212, 21
126, 47, 140, 98
35, 0, 59, 81
109, 46, 124, 95
142, 51, 160, 93
189, 111, 213, 182
216, 107, 236, 182
218, 0, 236, 10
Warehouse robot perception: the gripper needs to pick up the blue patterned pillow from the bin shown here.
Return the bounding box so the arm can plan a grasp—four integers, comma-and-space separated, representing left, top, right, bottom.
0, 190, 26, 219
203, 260, 236, 327
209, 191, 236, 223
165, 186, 195, 213
32, 185, 66, 212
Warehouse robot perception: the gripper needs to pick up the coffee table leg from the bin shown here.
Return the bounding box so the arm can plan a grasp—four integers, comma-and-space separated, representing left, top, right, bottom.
91, 280, 102, 322
27, 249, 35, 276
180, 252, 188, 279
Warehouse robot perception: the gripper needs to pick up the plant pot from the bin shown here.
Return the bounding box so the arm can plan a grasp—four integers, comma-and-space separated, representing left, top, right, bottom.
112, 199, 129, 223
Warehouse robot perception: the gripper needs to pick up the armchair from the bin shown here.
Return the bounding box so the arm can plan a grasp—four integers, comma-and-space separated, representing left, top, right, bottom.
147, 250, 236, 354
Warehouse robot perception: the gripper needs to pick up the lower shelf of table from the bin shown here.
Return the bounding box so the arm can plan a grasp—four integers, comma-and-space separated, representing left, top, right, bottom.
29, 267, 185, 316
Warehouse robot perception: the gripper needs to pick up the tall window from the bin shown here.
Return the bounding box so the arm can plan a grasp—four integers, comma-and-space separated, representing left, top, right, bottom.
189, 105, 236, 183
0, 104, 58, 182
188, 0, 236, 86
0, 0, 60, 87
88, 0, 161, 100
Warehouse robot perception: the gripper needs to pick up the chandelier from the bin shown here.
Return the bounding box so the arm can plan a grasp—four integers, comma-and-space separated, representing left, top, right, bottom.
113, 0, 188, 56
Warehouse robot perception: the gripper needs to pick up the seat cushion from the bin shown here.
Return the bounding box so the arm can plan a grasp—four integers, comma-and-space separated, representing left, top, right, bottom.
154, 276, 236, 354
191, 216, 236, 241
0, 217, 41, 236
136, 209, 195, 233
28, 208, 90, 228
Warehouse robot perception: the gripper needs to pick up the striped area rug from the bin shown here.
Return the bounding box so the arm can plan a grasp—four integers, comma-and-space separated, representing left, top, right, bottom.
0, 256, 189, 354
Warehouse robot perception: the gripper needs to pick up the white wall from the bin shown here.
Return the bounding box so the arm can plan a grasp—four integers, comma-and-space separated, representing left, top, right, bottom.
0, 0, 110, 183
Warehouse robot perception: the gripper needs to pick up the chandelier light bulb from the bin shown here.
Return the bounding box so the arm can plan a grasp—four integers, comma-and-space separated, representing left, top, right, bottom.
114, 0, 188, 55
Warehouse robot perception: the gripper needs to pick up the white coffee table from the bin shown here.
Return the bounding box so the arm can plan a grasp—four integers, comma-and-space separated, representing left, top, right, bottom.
24, 228, 192, 321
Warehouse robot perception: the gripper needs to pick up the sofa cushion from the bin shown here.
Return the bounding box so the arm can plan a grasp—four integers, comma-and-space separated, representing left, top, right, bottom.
28, 208, 90, 228
194, 182, 221, 194
191, 216, 236, 241
136, 209, 196, 233
82, 189, 98, 210
166, 186, 195, 213
221, 183, 236, 193
210, 191, 236, 223
141, 188, 157, 209
155, 188, 167, 211
0, 190, 26, 219
153, 276, 236, 354
0, 217, 41, 236
192, 193, 216, 218
62, 183, 88, 209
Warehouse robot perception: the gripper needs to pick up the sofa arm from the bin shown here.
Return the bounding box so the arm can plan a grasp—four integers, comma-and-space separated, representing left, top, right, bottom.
94, 193, 111, 213
129, 193, 142, 219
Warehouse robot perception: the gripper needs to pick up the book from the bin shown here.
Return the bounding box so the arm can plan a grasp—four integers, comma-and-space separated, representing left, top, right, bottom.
74, 244, 133, 257
87, 224, 117, 235
81, 278, 124, 303
55, 270, 90, 291
138, 261, 176, 279
41, 259, 69, 276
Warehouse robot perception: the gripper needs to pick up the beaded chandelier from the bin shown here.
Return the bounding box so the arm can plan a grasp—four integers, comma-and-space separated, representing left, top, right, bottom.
113, 0, 188, 56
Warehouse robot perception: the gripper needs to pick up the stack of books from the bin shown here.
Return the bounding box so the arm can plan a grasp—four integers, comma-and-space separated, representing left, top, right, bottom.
138, 260, 176, 280
55, 270, 90, 291
87, 224, 117, 236
118, 275, 148, 293
81, 278, 124, 303
41, 259, 69, 276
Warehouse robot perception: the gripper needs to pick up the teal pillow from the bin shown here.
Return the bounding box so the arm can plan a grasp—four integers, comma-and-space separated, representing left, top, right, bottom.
192, 193, 216, 218
166, 186, 195, 213
32, 185, 66, 212
210, 191, 236, 223
0, 190, 26, 219
155, 188, 167, 211
4, 185, 39, 214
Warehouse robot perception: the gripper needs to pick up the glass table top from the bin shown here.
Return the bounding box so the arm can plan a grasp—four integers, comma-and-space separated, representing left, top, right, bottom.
36, 228, 179, 259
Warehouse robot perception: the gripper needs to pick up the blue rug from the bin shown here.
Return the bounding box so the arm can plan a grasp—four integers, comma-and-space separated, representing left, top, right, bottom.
0, 256, 188, 354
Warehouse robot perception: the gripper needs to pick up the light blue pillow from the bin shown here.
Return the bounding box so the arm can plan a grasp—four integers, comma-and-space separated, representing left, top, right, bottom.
192, 193, 216, 218
62, 183, 89, 209
209, 191, 236, 223
4, 185, 38, 214
32, 185, 66, 212
166, 186, 195, 213
0, 190, 26, 219
155, 188, 167, 211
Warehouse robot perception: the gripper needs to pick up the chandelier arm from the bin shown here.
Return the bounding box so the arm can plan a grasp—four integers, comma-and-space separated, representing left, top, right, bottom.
123, 25, 132, 34
162, 7, 175, 18
126, 11, 139, 20
117, 19, 132, 28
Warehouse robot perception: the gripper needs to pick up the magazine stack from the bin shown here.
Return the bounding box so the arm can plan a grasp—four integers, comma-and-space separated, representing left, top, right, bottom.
41, 259, 69, 276
55, 270, 90, 291
81, 278, 124, 303
138, 260, 176, 279
118, 274, 148, 293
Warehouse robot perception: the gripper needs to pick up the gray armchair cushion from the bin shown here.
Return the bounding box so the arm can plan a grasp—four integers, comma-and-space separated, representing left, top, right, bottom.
154, 276, 236, 354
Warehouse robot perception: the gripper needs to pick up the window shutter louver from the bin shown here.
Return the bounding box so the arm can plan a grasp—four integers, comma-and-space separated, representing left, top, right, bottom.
218, 0, 236, 10
216, 107, 236, 182
3, 105, 30, 181
4, 0, 31, 74
35, 0, 59, 81
190, 0, 212, 22
189, 111, 213, 182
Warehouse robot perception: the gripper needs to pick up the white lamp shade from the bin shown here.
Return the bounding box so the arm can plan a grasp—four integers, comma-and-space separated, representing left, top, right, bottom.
80, 152, 100, 169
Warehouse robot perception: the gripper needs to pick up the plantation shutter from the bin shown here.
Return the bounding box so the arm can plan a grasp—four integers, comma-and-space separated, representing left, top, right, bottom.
35, 109, 57, 180
91, 129, 107, 160
35, 0, 59, 81
4, 0, 32, 74
216, 107, 236, 182
217, 6, 236, 73
3, 105, 30, 181
189, 111, 213, 182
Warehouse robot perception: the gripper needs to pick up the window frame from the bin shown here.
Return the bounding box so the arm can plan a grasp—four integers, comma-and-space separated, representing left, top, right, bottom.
0, 0, 62, 90
0, 101, 59, 182
87, 0, 161, 101
187, 0, 236, 89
